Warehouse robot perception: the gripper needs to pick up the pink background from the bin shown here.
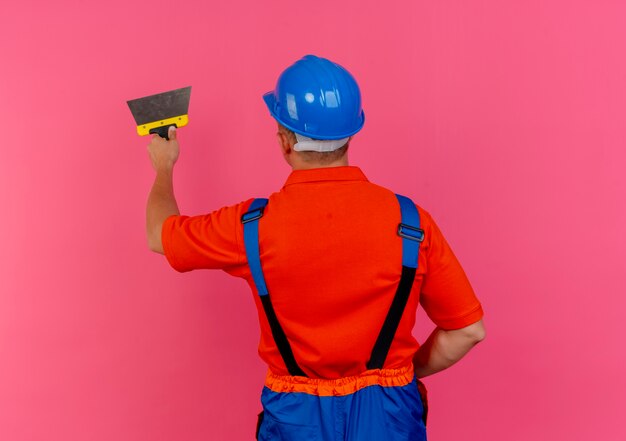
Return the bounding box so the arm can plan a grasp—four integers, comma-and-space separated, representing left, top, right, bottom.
1, 1, 625, 440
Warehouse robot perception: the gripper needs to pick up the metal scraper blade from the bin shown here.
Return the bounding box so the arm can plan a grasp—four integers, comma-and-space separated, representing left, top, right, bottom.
126, 86, 191, 137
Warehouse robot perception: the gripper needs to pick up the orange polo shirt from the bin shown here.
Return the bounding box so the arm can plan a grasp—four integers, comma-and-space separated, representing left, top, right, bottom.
162, 166, 483, 379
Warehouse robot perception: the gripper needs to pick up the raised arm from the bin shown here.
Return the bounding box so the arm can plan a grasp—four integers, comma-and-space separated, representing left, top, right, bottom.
146, 126, 180, 254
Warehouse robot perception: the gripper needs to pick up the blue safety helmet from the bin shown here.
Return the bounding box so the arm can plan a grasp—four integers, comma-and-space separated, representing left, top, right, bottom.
263, 55, 365, 140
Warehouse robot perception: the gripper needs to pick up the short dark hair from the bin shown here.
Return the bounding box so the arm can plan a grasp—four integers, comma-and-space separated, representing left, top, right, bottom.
278, 124, 350, 165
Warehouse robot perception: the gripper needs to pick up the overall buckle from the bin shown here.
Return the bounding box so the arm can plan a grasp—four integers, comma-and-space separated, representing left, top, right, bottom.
241, 207, 265, 224
398, 223, 425, 242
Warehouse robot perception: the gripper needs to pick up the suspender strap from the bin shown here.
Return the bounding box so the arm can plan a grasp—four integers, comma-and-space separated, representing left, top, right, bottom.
367, 194, 424, 370
242, 199, 307, 377
242, 199, 270, 296
396, 194, 424, 270
259, 296, 306, 377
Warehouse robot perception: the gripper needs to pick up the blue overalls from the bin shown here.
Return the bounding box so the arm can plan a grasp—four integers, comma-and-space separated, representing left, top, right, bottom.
241, 194, 428, 441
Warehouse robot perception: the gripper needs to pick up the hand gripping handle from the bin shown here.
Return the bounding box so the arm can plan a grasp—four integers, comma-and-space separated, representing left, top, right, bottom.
149, 124, 177, 140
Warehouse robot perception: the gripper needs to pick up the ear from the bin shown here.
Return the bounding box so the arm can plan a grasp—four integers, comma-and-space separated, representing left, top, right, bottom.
276, 131, 292, 156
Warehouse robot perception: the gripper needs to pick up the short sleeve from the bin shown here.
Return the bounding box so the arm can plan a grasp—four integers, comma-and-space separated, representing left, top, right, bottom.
419, 209, 484, 330
161, 199, 253, 273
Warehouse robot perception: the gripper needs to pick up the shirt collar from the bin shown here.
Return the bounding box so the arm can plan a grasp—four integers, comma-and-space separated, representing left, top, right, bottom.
283, 166, 369, 187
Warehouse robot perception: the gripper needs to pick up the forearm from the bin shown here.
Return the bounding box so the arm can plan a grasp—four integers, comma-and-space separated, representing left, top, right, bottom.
413, 320, 485, 378
146, 166, 180, 253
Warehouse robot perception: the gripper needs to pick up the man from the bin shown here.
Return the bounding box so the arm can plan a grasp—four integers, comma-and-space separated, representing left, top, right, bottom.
146, 54, 485, 441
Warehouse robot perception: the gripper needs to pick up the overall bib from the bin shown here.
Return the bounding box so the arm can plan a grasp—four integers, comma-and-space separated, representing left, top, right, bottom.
242, 194, 428, 441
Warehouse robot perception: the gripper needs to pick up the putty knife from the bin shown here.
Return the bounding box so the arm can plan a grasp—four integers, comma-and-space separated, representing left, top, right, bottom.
126, 86, 191, 140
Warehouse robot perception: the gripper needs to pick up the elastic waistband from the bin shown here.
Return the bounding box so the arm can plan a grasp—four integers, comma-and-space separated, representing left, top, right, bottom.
264, 364, 415, 397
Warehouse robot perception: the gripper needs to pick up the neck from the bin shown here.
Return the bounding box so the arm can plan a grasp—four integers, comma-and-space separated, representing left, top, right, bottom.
290, 157, 349, 171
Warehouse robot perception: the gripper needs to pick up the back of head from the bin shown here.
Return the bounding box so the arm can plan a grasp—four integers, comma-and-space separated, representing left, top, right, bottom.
277, 123, 351, 166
